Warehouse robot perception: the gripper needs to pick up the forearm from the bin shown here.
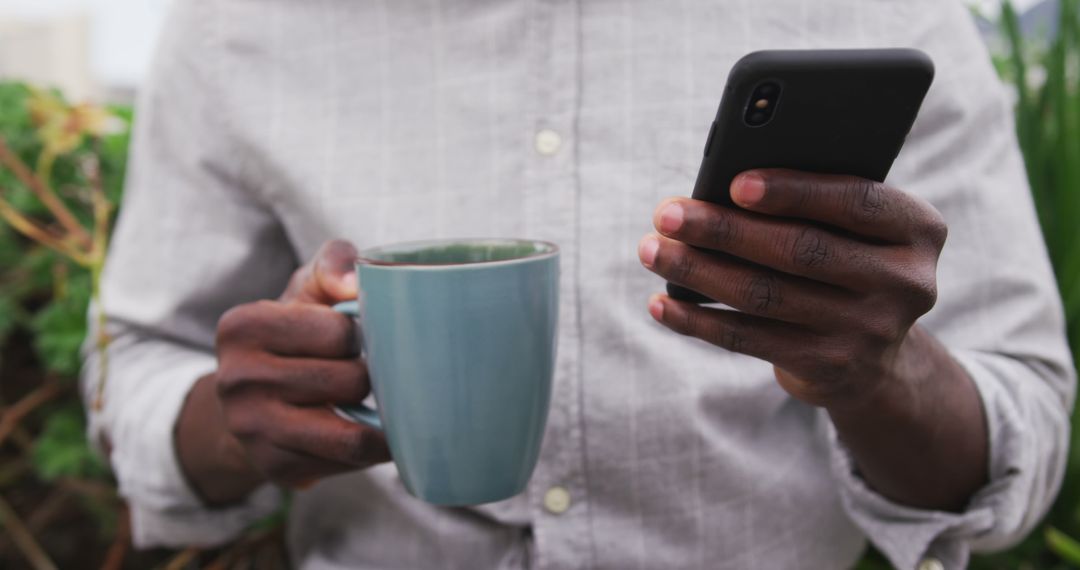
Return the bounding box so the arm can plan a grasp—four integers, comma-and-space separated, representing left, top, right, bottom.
827, 325, 989, 512
174, 373, 265, 506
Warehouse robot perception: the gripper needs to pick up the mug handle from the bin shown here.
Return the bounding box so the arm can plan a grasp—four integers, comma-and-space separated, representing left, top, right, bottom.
330, 300, 383, 431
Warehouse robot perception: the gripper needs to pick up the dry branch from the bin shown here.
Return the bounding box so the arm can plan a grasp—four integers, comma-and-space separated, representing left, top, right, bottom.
100, 505, 129, 570
0, 493, 58, 570
0, 381, 64, 447
0, 136, 91, 249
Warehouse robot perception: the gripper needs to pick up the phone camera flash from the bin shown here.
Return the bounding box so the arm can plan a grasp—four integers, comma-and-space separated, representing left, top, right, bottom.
754, 98, 770, 109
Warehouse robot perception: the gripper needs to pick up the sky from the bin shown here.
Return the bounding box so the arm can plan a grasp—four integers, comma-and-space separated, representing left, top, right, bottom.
0, 0, 171, 88
0, 0, 1049, 90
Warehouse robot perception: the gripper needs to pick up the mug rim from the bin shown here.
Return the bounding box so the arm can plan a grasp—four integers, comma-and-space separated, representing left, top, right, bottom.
356, 238, 559, 268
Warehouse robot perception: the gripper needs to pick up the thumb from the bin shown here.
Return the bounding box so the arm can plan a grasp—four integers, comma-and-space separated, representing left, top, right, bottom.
280, 239, 358, 304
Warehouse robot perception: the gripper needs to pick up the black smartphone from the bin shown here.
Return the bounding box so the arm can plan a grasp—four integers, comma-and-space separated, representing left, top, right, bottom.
667, 48, 935, 303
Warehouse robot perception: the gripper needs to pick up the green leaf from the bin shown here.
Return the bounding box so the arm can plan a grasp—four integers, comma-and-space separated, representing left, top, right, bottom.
29, 271, 91, 376
1047, 527, 1080, 565
32, 404, 108, 481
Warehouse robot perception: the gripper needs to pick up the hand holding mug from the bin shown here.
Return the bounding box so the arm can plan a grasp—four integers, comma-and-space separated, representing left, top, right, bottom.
175, 240, 390, 504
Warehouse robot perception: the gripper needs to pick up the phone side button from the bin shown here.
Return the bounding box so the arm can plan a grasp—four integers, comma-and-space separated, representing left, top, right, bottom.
703, 121, 718, 157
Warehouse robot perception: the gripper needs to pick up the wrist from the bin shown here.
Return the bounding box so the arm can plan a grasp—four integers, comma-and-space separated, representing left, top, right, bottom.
820, 325, 989, 510
825, 327, 927, 432
174, 373, 265, 506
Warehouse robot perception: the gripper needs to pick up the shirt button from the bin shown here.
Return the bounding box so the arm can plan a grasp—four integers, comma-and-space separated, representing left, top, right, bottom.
543, 486, 571, 514
534, 129, 562, 156
916, 558, 945, 570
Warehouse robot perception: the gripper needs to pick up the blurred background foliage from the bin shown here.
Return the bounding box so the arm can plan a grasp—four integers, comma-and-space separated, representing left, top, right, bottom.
984, 0, 1080, 566
0, 85, 286, 567
0, 1, 1078, 568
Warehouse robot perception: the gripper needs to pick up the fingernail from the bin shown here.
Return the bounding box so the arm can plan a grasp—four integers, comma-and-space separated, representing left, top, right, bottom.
648, 294, 665, 321
732, 172, 766, 207
658, 202, 684, 234
341, 272, 357, 292
638, 234, 660, 267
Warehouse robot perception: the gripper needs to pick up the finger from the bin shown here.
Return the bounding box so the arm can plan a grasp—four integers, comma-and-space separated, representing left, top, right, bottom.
280, 239, 359, 305
216, 355, 370, 405
266, 404, 391, 467
242, 440, 361, 487
217, 301, 358, 358
647, 293, 808, 366
728, 169, 948, 247
221, 391, 375, 482
645, 202, 901, 288
639, 233, 850, 325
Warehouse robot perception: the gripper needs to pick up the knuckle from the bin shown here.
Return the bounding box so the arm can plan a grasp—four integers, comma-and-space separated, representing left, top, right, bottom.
790, 228, 830, 268
913, 281, 939, 314
718, 323, 748, 353
214, 358, 252, 394
742, 274, 783, 315
721, 326, 747, 351
665, 248, 698, 285
705, 314, 747, 352
799, 179, 825, 210
704, 209, 739, 246
858, 315, 902, 345
923, 211, 949, 249
216, 305, 252, 347
846, 178, 887, 224
674, 304, 707, 338
894, 267, 939, 314
216, 301, 275, 348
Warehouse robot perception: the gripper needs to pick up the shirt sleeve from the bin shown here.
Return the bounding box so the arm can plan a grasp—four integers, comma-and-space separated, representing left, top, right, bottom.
80, 0, 298, 548
826, 3, 1077, 569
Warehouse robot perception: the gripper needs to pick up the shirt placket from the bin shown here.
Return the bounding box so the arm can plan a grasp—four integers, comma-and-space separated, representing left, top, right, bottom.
522, 0, 592, 568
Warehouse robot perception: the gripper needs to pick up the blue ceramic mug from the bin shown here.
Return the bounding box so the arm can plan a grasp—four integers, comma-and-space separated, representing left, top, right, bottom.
332, 238, 559, 505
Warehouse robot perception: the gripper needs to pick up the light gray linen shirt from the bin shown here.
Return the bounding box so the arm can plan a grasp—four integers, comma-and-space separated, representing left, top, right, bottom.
81, 1, 1076, 568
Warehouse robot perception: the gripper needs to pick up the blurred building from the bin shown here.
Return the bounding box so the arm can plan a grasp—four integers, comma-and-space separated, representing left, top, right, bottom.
0, 12, 94, 101
0, 0, 170, 104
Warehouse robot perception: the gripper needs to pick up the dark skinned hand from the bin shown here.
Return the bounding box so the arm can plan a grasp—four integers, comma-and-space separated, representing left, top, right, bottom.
639, 169, 987, 511
175, 240, 390, 505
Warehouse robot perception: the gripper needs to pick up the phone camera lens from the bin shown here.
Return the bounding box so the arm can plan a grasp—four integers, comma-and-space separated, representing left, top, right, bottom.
745, 81, 781, 127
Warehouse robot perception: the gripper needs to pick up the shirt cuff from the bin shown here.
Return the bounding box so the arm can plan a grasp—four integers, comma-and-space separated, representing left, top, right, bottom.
86, 339, 282, 548
826, 350, 1033, 570
130, 484, 282, 548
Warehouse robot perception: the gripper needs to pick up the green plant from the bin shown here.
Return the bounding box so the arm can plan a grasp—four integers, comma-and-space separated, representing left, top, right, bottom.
32, 403, 107, 482
1002, 0, 1080, 352
963, 1, 1080, 568
0, 81, 288, 570
1004, 0, 1080, 530
0, 82, 132, 569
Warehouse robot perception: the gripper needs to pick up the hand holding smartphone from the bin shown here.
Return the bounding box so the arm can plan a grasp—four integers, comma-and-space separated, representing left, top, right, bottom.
668, 49, 934, 302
